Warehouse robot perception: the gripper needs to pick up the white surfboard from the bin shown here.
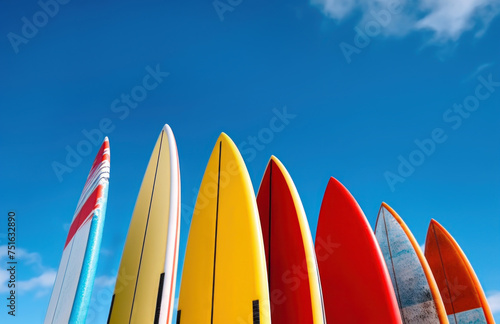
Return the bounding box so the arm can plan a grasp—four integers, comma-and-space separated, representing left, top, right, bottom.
45, 138, 110, 324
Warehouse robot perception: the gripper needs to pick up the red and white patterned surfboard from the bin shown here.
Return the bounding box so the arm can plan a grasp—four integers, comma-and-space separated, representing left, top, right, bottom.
45, 138, 110, 324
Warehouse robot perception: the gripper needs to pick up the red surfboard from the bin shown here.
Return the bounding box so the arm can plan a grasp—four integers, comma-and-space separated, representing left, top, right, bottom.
425, 219, 495, 323
315, 177, 402, 323
256, 156, 325, 324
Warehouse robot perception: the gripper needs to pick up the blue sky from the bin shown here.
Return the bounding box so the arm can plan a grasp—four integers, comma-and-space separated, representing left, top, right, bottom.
1, 0, 499, 322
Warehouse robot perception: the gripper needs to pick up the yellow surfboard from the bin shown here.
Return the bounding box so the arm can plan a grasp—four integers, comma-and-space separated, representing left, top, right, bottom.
177, 133, 271, 324
108, 125, 180, 324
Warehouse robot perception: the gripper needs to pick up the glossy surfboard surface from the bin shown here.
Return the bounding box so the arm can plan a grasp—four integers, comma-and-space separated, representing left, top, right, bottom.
45, 138, 110, 324
107, 125, 180, 324
375, 203, 449, 324
425, 219, 494, 324
177, 133, 271, 324
256, 156, 325, 324
315, 178, 402, 323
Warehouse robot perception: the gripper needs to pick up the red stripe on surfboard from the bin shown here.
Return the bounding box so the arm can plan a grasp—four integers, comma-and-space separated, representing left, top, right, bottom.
86, 140, 110, 184
91, 139, 110, 171
64, 184, 103, 249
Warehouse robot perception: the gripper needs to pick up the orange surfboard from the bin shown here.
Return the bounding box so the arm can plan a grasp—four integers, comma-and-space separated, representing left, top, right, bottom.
425, 219, 495, 323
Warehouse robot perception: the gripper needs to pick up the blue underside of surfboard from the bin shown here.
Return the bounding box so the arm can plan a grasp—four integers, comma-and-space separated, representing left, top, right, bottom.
69, 183, 109, 323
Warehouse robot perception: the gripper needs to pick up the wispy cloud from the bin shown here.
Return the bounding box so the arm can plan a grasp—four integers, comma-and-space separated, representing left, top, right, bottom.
488, 291, 500, 314
463, 62, 496, 82
99, 248, 114, 257
312, 0, 500, 43
0, 246, 56, 296
0, 245, 49, 271
63, 222, 71, 232
16, 248, 46, 271
18, 270, 56, 294
0, 268, 9, 293
94, 275, 116, 288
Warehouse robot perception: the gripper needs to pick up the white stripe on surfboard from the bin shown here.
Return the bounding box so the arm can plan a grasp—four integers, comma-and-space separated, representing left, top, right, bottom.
73, 159, 110, 220
158, 124, 181, 324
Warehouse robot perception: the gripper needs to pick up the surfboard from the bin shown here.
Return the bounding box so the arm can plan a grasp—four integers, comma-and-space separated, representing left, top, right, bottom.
45, 137, 110, 324
315, 178, 402, 323
425, 219, 494, 323
375, 203, 449, 324
177, 133, 271, 324
107, 125, 180, 324
256, 156, 325, 324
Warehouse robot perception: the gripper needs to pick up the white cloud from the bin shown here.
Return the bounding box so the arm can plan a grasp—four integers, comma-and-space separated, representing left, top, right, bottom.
0, 246, 56, 296
488, 291, 500, 314
312, 0, 500, 43
94, 275, 116, 288
416, 0, 496, 41
0, 245, 46, 270
99, 248, 114, 257
16, 248, 45, 270
311, 0, 359, 21
0, 268, 9, 293
18, 270, 56, 293
63, 222, 71, 232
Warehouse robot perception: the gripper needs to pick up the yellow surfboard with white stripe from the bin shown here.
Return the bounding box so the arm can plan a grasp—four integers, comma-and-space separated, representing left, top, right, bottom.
108, 125, 180, 324
177, 133, 271, 324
